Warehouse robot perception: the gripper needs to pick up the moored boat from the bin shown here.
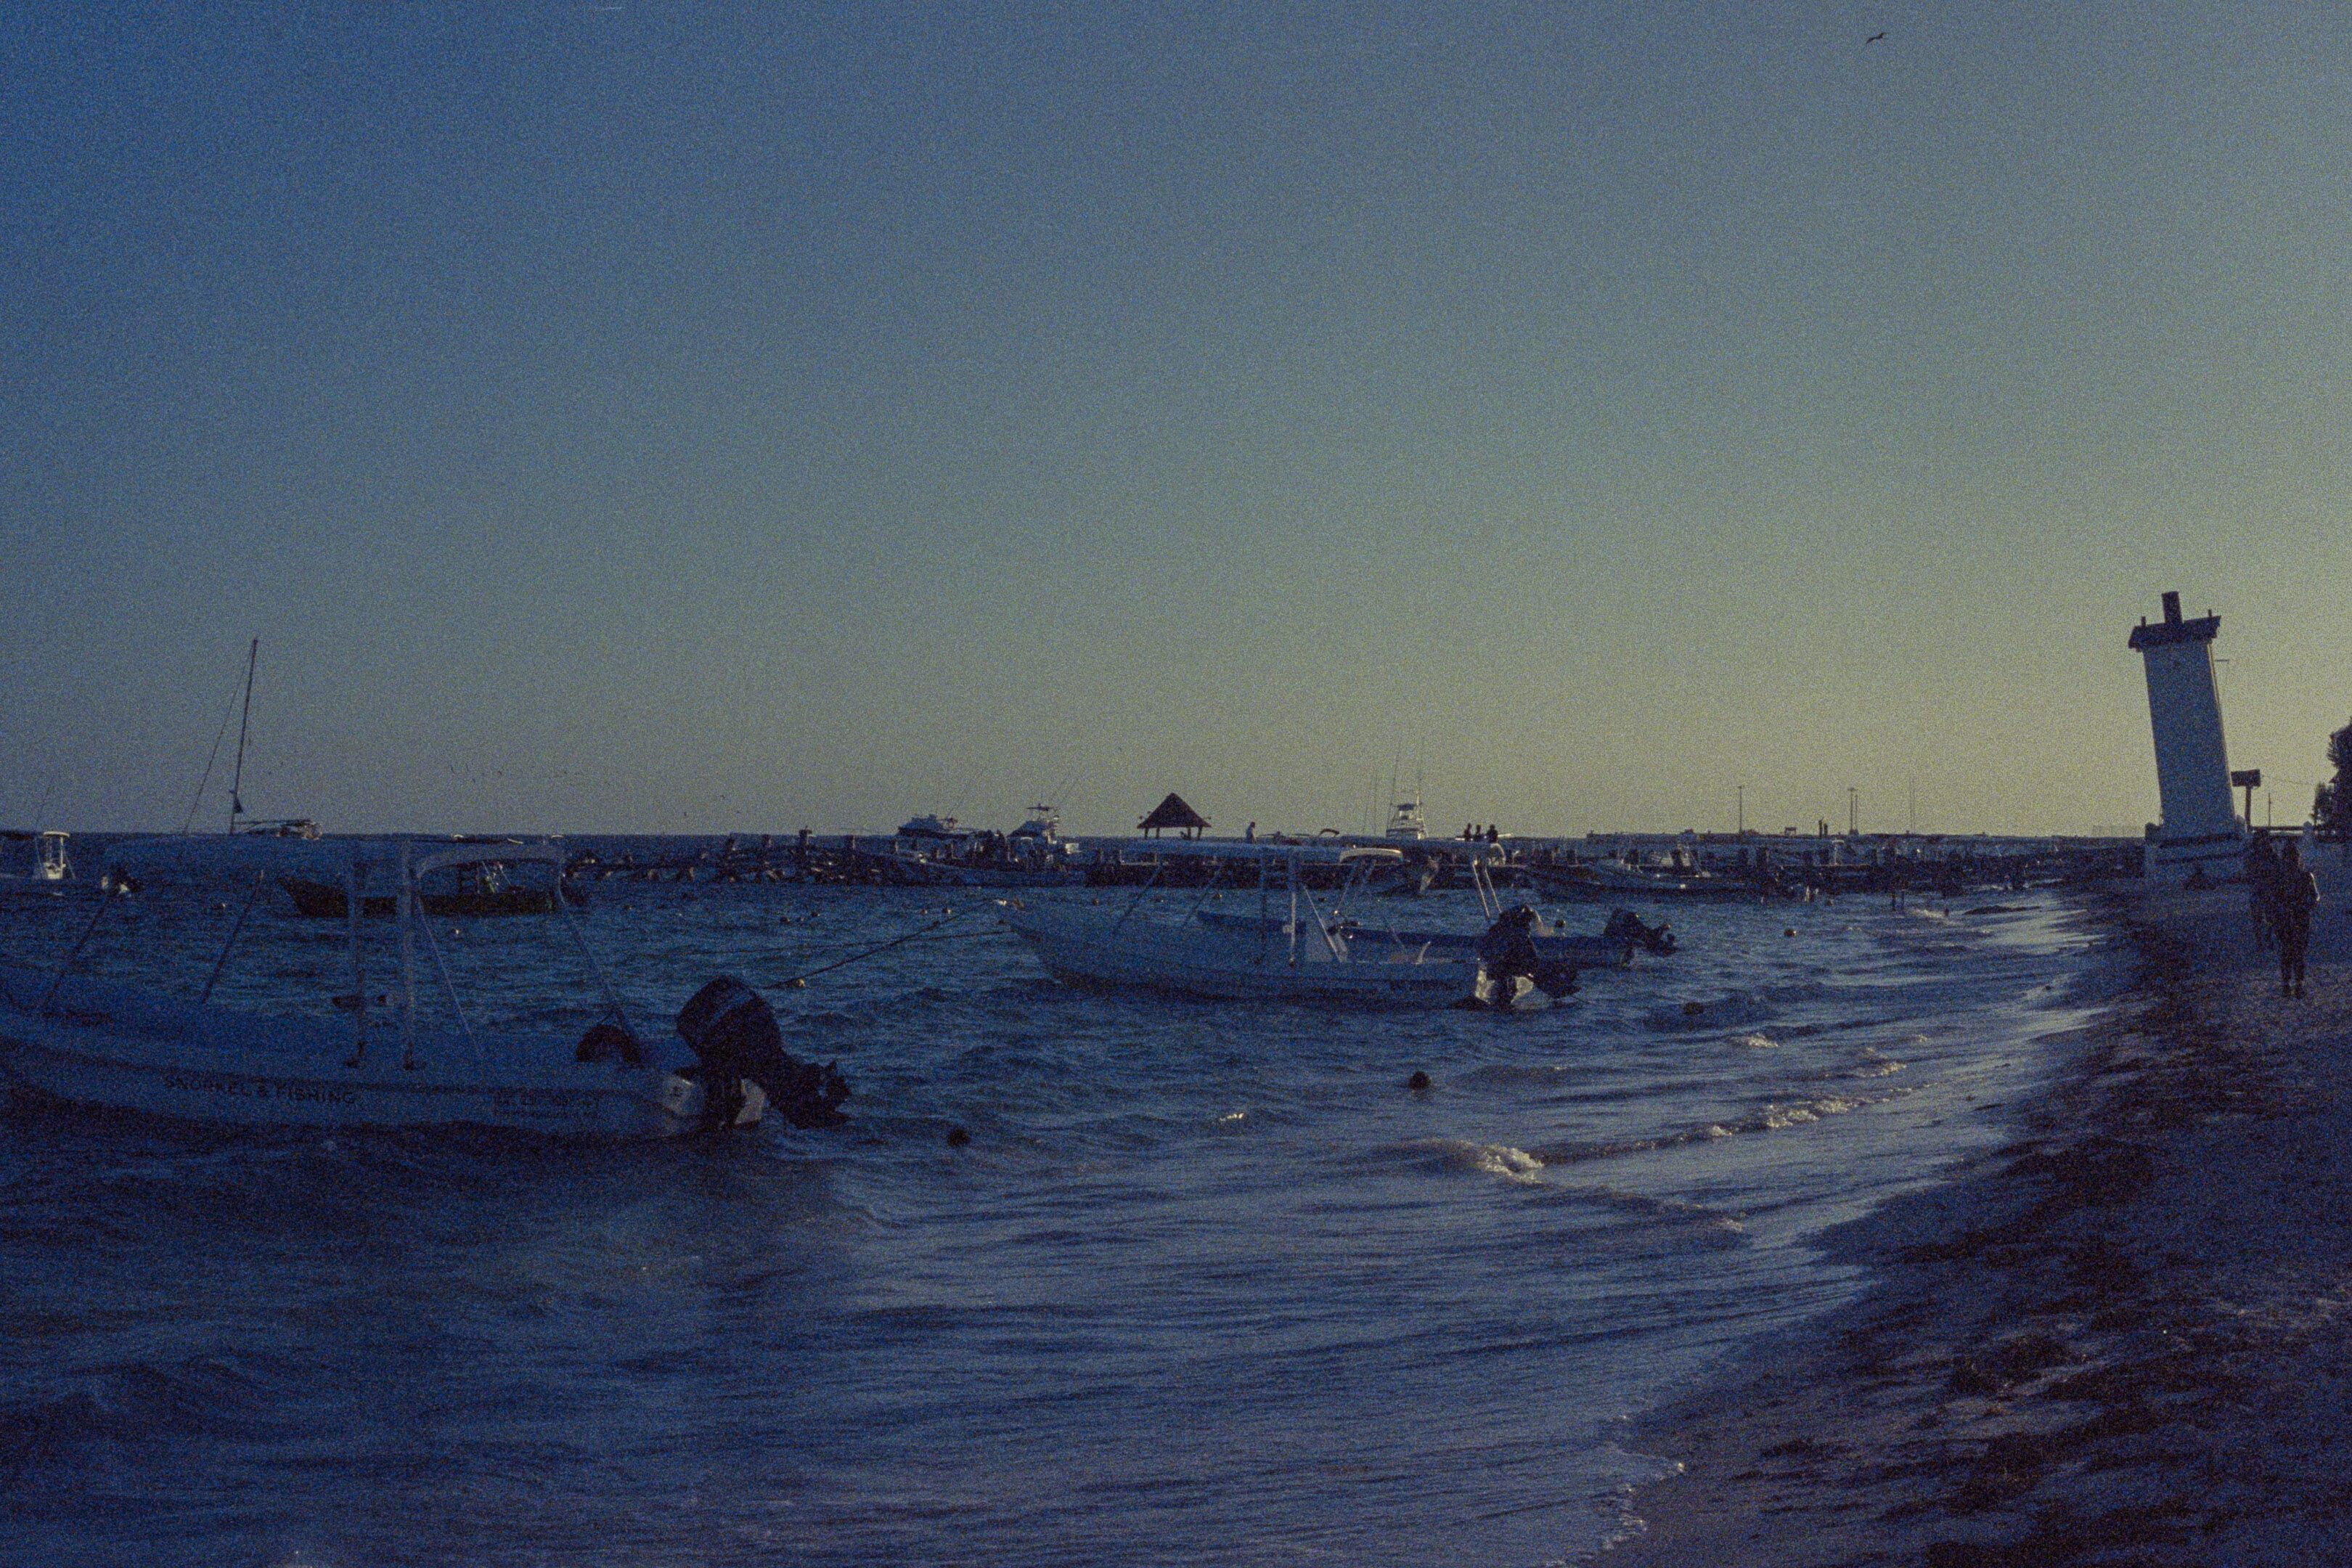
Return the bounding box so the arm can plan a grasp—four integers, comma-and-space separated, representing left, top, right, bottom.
0, 830, 70, 886
1003, 846, 1576, 1008
0, 837, 841, 1139
1195, 908, 1635, 968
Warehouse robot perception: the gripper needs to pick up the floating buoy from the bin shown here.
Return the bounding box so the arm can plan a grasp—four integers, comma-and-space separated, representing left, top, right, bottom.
1408, 1070, 1432, 1091
946, 1126, 971, 1148
1683, 1000, 1705, 1016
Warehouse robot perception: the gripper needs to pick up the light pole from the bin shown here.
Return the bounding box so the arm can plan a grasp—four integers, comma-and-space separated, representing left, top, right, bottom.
1736, 784, 1746, 838
1847, 786, 1858, 836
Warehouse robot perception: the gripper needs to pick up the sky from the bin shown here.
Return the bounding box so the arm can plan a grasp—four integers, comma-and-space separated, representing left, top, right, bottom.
3, 2, 2348, 838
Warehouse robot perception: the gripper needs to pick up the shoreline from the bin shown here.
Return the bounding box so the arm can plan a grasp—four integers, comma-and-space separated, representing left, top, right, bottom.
1605, 869, 2352, 1566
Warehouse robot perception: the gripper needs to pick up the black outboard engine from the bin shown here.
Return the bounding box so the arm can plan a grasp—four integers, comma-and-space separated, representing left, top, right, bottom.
675, 976, 849, 1130
1532, 960, 1580, 1000
1477, 905, 1543, 1010
1604, 907, 1678, 956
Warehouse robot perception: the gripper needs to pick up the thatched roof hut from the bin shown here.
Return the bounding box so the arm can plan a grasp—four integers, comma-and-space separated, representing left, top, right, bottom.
1137, 793, 1210, 839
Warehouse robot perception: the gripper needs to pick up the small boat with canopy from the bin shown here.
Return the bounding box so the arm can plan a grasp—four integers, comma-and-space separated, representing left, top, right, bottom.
0, 836, 845, 1139
0, 830, 70, 888
1196, 846, 1659, 966
1001, 844, 1580, 1007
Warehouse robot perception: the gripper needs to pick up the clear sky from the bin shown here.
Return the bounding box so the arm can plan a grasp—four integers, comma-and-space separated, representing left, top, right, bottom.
4, 3, 2347, 838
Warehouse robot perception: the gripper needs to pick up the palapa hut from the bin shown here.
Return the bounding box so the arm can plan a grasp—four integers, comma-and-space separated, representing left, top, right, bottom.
1137, 792, 1210, 841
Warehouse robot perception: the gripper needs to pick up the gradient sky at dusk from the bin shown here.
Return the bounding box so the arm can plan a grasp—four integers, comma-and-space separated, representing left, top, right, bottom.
4, 3, 2348, 836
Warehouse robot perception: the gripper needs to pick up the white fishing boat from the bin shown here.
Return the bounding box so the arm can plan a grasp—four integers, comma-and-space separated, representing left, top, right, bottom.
1003, 845, 1572, 1007
0, 830, 70, 885
1384, 796, 1427, 841
0, 836, 841, 1139
1196, 847, 1661, 967
865, 803, 1084, 887
1196, 909, 1635, 968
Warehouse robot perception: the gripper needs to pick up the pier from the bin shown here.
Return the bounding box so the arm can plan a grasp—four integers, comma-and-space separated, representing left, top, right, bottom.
555, 829, 2147, 898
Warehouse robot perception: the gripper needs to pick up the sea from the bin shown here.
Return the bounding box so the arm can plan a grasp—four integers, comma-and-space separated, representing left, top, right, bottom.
0, 842, 2115, 1567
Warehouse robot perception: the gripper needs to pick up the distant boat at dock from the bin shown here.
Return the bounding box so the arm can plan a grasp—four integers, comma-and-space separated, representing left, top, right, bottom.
852, 804, 1086, 888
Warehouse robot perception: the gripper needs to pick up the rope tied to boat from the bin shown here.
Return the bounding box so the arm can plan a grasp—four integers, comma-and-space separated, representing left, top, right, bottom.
772, 912, 989, 989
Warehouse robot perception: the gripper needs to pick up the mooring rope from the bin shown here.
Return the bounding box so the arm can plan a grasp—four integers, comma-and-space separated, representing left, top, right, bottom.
773, 912, 980, 988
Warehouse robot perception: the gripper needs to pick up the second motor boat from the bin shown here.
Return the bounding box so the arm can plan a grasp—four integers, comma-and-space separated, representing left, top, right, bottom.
1002, 844, 1580, 1007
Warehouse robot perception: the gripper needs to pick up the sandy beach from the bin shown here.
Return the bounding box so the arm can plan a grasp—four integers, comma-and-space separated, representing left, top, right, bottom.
1613, 861, 2352, 1567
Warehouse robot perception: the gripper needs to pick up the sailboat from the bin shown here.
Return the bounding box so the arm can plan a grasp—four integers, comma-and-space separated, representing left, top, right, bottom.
183, 639, 319, 842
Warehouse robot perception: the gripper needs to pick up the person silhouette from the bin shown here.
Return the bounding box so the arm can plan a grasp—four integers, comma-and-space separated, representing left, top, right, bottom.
2276, 842, 2319, 998
2246, 834, 2279, 952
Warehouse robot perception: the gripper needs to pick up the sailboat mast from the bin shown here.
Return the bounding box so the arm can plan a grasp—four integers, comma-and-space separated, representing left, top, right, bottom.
226, 638, 258, 834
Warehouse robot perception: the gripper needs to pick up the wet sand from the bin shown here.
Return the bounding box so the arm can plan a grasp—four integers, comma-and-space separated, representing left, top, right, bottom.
1612, 865, 2352, 1566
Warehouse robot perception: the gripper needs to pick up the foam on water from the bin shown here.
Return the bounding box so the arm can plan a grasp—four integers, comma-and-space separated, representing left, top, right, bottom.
0, 858, 2115, 1567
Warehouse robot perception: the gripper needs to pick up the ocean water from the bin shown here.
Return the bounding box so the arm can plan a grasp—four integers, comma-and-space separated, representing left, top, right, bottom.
0, 859, 2110, 1567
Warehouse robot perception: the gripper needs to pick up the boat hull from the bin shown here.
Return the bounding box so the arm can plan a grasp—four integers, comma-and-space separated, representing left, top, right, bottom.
1193, 910, 1633, 968
1003, 909, 1482, 1005
0, 966, 702, 1140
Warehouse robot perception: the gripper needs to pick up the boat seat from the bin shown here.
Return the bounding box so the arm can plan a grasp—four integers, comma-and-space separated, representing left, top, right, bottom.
575, 1020, 645, 1066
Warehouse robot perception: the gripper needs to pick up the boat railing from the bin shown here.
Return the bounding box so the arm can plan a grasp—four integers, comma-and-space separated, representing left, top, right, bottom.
65, 834, 640, 1073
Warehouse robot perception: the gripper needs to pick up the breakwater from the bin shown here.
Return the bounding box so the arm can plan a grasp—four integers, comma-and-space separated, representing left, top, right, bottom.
560, 830, 2147, 897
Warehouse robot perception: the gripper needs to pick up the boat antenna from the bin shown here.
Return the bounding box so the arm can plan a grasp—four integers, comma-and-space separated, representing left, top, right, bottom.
226, 637, 258, 835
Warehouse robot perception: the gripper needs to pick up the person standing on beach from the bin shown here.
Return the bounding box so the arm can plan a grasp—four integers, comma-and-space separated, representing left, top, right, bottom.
2247, 833, 2279, 952
2275, 841, 2319, 998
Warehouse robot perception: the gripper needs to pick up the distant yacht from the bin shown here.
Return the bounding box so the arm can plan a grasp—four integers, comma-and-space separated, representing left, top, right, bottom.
1009, 802, 1063, 844
1384, 796, 1426, 841
865, 806, 1081, 887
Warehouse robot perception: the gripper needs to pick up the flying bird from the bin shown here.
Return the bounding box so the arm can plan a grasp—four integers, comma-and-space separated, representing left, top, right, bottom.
1866, 30, 1887, 43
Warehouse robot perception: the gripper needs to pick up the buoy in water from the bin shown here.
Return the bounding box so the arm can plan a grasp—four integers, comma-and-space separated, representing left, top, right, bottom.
1408, 1070, 1432, 1091
1683, 1000, 1705, 1017
946, 1126, 971, 1148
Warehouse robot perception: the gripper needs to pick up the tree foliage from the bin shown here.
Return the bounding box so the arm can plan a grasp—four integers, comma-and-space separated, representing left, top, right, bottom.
2317, 718, 2352, 834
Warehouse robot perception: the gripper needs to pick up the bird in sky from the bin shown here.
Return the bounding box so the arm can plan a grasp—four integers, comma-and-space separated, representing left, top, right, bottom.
1866, 30, 1888, 44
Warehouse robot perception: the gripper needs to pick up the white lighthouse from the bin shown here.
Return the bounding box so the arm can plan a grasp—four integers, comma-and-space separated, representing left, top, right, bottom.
2127, 590, 2244, 884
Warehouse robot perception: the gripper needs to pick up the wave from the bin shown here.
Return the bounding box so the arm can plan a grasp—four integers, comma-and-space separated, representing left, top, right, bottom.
1851, 1045, 1908, 1079
1381, 1138, 1548, 1185
1537, 1089, 1907, 1165
1641, 979, 1839, 1034
1544, 1183, 1747, 1238
0, 1354, 282, 1472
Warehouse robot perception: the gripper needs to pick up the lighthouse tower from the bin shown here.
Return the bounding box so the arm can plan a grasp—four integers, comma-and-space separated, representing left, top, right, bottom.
2127, 590, 2244, 884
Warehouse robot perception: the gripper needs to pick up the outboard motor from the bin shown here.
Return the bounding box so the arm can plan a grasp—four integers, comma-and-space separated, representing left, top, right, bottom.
1476, 905, 1543, 1011
674, 976, 849, 1130
1532, 960, 1580, 1000
1604, 907, 1678, 956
